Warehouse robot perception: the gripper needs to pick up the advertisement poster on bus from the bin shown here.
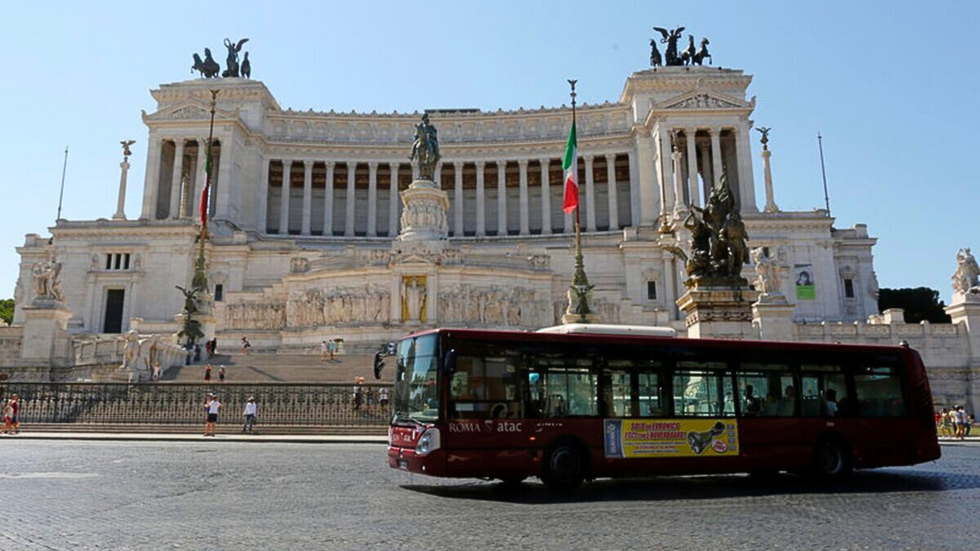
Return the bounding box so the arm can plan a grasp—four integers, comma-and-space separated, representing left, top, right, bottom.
795, 263, 816, 300
604, 419, 739, 459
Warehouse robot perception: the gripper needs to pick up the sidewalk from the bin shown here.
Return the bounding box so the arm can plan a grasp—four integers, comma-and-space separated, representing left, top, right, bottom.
1, 432, 387, 444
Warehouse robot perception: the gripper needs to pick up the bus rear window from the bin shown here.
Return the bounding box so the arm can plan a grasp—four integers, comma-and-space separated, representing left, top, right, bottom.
854, 366, 905, 417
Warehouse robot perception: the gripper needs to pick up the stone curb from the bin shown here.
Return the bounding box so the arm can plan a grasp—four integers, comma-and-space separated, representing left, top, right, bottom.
2, 432, 387, 444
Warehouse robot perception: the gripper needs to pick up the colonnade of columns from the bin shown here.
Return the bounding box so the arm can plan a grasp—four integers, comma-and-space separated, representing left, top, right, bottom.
141, 137, 220, 221
261, 153, 635, 238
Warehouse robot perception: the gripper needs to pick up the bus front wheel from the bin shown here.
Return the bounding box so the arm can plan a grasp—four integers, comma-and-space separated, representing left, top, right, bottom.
541, 443, 585, 490
811, 437, 852, 481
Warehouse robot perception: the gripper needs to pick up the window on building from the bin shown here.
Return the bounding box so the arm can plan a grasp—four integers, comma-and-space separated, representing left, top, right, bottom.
647, 281, 657, 300
105, 253, 134, 271
844, 278, 855, 298
214, 284, 224, 302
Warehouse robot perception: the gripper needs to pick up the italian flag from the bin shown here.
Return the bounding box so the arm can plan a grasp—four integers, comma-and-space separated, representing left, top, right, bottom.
561, 121, 578, 214
199, 139, 212, 229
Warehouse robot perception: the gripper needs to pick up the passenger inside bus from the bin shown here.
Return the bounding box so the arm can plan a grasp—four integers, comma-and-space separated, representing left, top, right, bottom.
742, 384, 762, 416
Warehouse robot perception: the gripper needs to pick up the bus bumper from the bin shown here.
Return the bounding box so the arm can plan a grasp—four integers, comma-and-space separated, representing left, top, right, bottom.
388, 446, 446, 477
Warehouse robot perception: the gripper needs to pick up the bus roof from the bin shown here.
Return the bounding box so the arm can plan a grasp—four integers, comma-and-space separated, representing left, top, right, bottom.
536, 324, 677, 337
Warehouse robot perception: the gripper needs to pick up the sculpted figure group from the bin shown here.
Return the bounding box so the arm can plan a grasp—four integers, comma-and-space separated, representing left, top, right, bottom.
650, 26, 711, 67
684, 171, 749, 287
952, 248, 980, 297
438, 286, 551, 327
750, 247, 788, 301
225, 301, 287, 331
30, 259, 65, 304
192, 38, 252, 79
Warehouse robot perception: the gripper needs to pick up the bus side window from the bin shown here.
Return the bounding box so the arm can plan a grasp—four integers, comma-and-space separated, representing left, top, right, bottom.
799, 365, 849, 418
449, 355, 520, 419
737, 362, 794, 417
853, 365, 905, 417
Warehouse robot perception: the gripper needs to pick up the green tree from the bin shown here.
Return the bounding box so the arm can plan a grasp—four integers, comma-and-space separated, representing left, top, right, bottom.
877, 287, 951, 324
0, 298, 13, 325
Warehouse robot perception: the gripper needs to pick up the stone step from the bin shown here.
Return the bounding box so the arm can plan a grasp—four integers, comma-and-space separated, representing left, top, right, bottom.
161, 352, 392, 383
24, 423, 387, 436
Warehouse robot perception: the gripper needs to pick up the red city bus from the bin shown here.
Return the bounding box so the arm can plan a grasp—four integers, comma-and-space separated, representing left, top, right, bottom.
380, 325, 941, 490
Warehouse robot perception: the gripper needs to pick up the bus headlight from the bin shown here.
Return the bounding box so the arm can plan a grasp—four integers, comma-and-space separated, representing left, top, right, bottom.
417, 428, 441, 456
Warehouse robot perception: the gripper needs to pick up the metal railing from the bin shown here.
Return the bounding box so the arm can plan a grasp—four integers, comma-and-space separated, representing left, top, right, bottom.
0, 382, 391, 427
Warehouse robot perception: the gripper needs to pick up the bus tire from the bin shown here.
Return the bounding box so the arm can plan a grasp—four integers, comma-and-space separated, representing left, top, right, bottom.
811, 437, 852, 481
541, 441, 586, 491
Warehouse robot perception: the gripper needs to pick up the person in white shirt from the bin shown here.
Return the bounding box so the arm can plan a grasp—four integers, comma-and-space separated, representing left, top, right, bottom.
320, 341, 329, 362
824, 389, 839, 417
242, 397, 257, 433
204, 393, 222, 437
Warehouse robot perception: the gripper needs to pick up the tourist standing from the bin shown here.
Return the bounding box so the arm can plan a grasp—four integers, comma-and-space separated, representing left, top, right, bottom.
379, 386, 390, 410
2, 399, 13, 435
353, 377, 364, 411
320, 340, 329, 362
204, 393, 222, 437
204, 364, 212, 382
9, 394, 19, 434
241, 336, 251, 355
328, 339, 337, 361
242, 396, 257, 433
205, 339, 213, 359
218, 366, 226, 383
955, 405, 967, 440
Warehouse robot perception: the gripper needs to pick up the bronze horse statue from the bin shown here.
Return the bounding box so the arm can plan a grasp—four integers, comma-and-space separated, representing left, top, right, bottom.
649, 39, 662, 67
693, 38, 712, 66
191, 48, 220, 78
680, 35, 697, 66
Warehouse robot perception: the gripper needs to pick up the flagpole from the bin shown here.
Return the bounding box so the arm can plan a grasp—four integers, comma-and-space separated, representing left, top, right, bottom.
569, 80, 582, 267
562, 79, 595, 324
56, 147, 68, 221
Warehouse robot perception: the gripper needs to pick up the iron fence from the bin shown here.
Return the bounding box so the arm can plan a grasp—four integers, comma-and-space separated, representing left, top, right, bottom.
0, 382, 391, 427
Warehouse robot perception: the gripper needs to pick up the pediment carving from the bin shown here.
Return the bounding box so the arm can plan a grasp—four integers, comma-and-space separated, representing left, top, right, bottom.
658, 92, 747, 111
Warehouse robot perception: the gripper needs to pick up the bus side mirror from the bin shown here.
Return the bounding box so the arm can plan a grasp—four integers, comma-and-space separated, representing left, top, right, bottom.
373, 352, 385, 380
443, 349, 457, 374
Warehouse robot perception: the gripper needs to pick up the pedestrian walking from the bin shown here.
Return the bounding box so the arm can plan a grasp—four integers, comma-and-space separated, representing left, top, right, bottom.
205, 339, 213, 359
204, 393, 222, 437
352, 377, 364, 411
2, 399, 13, 435
204, 364, 213, 382
9, 394, 19, 435
379, 386, 390, 410
967, 414, 975, 437
955, 405, 967, 440
241, 336, 251, 355
321, 340, 329, 362
242, 396, 257, 433
218, 366, 226, 383
328, 339, 337, 361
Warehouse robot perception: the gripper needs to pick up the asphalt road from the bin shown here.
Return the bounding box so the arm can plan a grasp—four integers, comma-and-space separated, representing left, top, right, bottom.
0, 440, 977, 551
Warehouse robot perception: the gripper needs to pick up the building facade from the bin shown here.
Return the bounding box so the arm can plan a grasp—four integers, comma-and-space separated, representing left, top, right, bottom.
12, 64, 880, 352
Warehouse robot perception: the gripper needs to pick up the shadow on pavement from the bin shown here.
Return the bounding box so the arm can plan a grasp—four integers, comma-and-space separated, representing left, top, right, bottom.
401, 469, 969, 504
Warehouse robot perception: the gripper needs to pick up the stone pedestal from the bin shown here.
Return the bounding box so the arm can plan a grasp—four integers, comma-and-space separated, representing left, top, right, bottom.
397, 179, 449, 242
677, 287, 759, 339
20, 304, 72, 365
752, 299, 795, 341
946, 296, 980, 355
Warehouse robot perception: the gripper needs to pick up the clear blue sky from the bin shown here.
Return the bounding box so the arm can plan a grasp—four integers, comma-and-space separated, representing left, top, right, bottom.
1, 1, 977, 305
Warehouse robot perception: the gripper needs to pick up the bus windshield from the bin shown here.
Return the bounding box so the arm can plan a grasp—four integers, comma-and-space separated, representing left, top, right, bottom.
393, 334, 440, 424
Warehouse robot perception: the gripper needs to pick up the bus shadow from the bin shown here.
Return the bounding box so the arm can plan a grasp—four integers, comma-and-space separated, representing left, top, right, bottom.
401, 469, 971, 504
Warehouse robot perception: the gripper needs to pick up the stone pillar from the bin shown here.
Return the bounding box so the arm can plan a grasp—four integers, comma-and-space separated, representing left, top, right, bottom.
453, 161, 464, 236
671, 146, 685, 218
584, 155, 597, 231
628, 150, 641, 227
539, 158, 552, 235
345, 162, 357, 237
114, 156, 130, 220
636, 134, 658, 227
475, 161, 486, 236
657, 128, 675, 229
433, 162, 442, 187
710, 127, 724, 190
685, 129, 701, 208
946, 299, 980, 362
193, 138, 208, 220
324, 162, 335, 236
215, 136, 233, 219
518, 159, 530, 235
301, 160, 313, 235
698, 142, 713, 199
736, 123, 758, 212
257, 156, 270, 232
279, 159, 292, 235
752, 301, 795, 341
497, 161, 507, 236
605, 154, 619, 231
761, 148, 780, 213
169, 140, 185, 219
20, 304, 72, 367
140, 136, 162, 219
388, 162, 399, 236
367, 162, 378, 237
677, 288, 760, 340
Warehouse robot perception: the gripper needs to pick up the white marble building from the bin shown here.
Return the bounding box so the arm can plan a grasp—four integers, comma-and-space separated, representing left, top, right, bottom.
12, 64, 881, 351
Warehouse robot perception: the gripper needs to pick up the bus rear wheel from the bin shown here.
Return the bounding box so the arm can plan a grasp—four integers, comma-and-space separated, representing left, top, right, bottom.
811, 438, 852, 481
541, 443, 585, 490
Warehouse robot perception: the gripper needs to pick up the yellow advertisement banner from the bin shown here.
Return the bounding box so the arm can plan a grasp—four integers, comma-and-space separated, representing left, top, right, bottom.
604, 419, 739, 459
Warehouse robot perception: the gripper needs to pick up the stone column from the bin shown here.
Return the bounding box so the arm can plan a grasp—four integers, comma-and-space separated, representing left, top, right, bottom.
539, 158, 552, 235
635, 134, 658, 227
698, 142, 713, 199
497, 161, 507, 236
605, 154, 618, 230
752, 300, 795, 341
388, 162, 399, 236
671, 146, 685, 217
433, 162, 442, 186
140, 136, 162, 219
584, 155, 597, 231
657, 128, 675, 228
114, 155, 130, 220
518, 159, 530, 235
685, 129, 701, 208
215, 135, 234, 219
367, 162, 378, 237
257, 156, 270, 232
193, 138, 208, 220
453, 161, 464, 236
345, 162, 357, 237
301, 160, 313, 235
762, 148, 779, 213
710, 127, 724, 190
628, 150, 641, 227
279, 159, 292, 235
169, 140, 185, 219
475, 161, 486, 236
736, 123, 758, 212
323, 162, 335, 236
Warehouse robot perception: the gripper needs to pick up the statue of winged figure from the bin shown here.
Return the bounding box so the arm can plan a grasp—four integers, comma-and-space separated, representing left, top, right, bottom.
222, 38, 249, 78
120, 140, 136, 157
653, 26, 685, 66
